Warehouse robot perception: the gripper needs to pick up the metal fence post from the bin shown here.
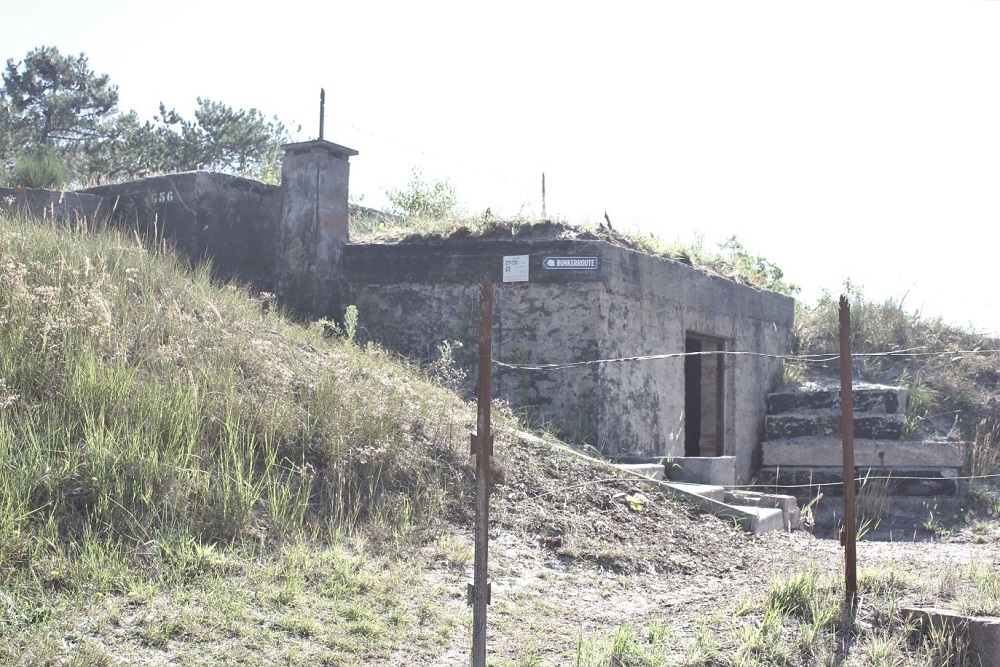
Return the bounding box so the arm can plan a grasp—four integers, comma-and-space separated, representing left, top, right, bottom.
839, 295, 858, 608
469, 280, 493, 667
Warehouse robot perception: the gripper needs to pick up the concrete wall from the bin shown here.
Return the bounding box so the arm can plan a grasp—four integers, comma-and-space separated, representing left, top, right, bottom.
84, 172, 281, 290
597, 246, 794, 480
0, 187, 103, 225
345, 236, 795, 481
345, 238, 607, 443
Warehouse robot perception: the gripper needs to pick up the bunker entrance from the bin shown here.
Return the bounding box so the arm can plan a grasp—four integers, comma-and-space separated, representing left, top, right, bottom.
684, 334, 725, 457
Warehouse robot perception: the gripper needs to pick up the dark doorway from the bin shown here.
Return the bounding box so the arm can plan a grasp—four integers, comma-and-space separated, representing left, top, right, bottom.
684, 338, 702, 456
684, 334, 725, 457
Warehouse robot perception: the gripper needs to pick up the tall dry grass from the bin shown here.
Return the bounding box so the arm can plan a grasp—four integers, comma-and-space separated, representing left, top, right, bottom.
0, 210, 474, 583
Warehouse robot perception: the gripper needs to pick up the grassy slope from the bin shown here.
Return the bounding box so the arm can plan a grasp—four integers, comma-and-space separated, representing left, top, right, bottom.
0, 212, 479, 664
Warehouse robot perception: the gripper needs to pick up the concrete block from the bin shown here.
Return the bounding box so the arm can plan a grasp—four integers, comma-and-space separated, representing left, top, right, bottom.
726, 505, 786, 534
902, 607, 1000, 667
768, 385, 906, 415
666, 456, 735, 486
765, 413, 903, 440
725, 491, 800, 530
348, 237, 792, 484
762, 439, 966, 468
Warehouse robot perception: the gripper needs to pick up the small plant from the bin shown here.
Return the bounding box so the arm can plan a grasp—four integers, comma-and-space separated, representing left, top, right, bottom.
922, 505, 949, 538
769, 566, 821, 616
916, 614, 971, 666
856, 472, 890, 538
314, 304, 360, 343
384, 167, 458, 219
429, 339, 466, 391
428, 534, 473, 569
12, 152, 69, 189
343, 304, 359, 343
717, 235, 798, 295
970, 418, 1000, 478
900, 371, 937, 438
779, 359, 804, 386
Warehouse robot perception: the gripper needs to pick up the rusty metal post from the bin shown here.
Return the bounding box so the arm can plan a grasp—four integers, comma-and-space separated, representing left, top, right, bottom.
839, 295, 858, 607
469, 280, 493, 667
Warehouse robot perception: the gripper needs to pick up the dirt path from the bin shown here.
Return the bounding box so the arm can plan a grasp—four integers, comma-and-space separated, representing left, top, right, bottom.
397, 432, 1000, 665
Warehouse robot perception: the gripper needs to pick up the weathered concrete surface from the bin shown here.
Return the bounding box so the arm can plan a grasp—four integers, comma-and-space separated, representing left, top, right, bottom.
768, 384, 906, 415
345, 236, 793, 482
346, 239, 606, 443
598, 247, 792, 480
762, 438, 965, 468
765, 412, 904, 440
0, 187, 103, 225
84, 172, 280, 289
276, 140, 358, 318
902, 607, 1000, 667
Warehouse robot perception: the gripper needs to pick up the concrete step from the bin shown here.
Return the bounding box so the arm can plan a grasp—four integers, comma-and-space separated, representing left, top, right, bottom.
768, 384, 907, 415
726, 505, 787, 534
612, 463, 665, 481
662, 481, 727, 502
765, 412, 903, 440
756, 466, 961, 498
725, 490, 801, 531
659, 481, 794, 534
763, 438, 965, 468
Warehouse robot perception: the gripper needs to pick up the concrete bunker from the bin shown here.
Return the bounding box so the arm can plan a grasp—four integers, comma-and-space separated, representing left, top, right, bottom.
14, 136, 795, 486
342, 234, 794, 483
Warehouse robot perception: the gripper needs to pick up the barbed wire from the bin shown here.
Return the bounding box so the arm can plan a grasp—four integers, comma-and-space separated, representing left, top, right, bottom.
510, 430, 1000, 498
493, 346, 1000, 372
730, 472, 1000, 492
509, 452, 1000, 506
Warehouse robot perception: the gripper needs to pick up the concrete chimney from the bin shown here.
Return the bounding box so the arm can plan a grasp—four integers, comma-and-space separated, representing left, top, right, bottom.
276, 139, 358, 319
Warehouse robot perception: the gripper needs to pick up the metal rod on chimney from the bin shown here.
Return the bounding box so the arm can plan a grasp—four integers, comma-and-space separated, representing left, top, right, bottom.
541, 172, 546, 219
319, 88, 325, 141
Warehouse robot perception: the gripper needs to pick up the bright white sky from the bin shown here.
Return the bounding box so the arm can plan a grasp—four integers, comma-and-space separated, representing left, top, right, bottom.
6, 1, 1000, 335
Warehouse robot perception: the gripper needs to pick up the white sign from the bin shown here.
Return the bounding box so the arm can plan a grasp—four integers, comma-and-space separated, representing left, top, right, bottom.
542, 256, 598, 270
503, 255, 529, 282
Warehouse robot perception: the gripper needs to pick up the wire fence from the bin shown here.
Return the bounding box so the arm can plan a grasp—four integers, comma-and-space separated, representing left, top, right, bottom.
521, 433, 1000, 494
489, 342, 1000, 493
492, 346, 1000, 372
